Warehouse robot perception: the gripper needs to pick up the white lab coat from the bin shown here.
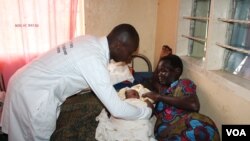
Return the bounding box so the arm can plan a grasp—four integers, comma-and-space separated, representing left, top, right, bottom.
0, 35, 152, 141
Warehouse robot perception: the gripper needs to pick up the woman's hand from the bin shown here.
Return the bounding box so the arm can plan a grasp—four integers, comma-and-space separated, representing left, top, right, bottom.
142, 92, 160, 103
144, 99, 154, 109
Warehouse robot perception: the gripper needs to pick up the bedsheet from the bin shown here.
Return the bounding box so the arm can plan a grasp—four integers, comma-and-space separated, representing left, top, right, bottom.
50, 91, 104, 141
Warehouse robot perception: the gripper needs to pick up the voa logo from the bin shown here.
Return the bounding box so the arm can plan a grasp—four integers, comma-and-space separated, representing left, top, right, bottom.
226, 129, 246, 136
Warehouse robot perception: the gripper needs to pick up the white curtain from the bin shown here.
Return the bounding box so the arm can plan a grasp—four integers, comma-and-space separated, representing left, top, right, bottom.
0, 0, 79, 89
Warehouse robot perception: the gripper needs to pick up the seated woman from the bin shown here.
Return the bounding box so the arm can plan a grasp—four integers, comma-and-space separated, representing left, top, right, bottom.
142, 55, 220, 141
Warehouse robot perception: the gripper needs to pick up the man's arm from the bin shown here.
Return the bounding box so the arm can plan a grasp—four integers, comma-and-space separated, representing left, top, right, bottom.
77, 58, 152, 120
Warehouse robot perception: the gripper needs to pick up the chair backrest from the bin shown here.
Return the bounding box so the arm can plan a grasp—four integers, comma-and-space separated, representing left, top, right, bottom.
129, 54, 152, 72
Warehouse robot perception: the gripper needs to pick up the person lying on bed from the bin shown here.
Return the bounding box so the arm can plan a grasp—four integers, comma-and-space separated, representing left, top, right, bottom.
142, 55, 220, 141
1, 23, 153, 141
95, 87, 156, 141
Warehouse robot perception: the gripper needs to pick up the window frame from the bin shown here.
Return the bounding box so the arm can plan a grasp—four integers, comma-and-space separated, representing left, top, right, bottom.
182, 0, 211, 59
176, 0, 250, 90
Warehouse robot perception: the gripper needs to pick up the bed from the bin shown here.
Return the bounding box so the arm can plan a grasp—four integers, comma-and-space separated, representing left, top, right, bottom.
50, 91, 104, 141
50, 54, 153, 141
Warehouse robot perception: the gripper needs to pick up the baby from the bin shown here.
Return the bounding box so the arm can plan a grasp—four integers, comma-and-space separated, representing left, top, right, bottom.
123, 89, 153, 113
125, 89, 140, 99
95, 85, 156, 141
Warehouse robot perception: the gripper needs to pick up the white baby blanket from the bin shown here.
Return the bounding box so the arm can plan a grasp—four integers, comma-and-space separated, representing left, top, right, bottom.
95, 84, 156, 141
108, 60, 134, 85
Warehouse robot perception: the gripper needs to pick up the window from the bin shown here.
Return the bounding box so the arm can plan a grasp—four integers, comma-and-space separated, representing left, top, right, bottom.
75, 0, 85, 36
178, 0, 250, 81
182, 0, 210, 59
223, 0, 250, 80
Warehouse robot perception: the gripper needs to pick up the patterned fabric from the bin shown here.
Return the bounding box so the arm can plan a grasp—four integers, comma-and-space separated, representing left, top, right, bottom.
155, 79, 220, 141
50, 91, 104, 141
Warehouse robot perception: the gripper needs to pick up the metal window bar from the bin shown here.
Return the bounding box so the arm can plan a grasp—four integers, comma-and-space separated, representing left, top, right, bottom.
182, 35, 207, 43
218, 18, 250, 24
183, 16, 209, 21
216, 42, 250, 54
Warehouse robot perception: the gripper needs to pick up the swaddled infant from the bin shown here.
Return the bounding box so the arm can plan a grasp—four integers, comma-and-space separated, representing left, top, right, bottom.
123, 89, 148, 109
95, 84, 156, 141
125, 89, 140, 99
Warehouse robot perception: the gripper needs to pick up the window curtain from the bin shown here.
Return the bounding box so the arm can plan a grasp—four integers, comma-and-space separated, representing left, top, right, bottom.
0, 0, 78, 89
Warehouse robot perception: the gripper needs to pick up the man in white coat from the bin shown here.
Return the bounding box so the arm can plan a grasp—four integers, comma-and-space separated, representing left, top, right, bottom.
0, 24, 152, 141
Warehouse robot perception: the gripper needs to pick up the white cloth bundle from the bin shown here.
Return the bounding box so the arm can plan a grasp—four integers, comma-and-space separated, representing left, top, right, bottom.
118, 84, 154, 103
108, 60, 134, 85
95, 84, 156, 141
